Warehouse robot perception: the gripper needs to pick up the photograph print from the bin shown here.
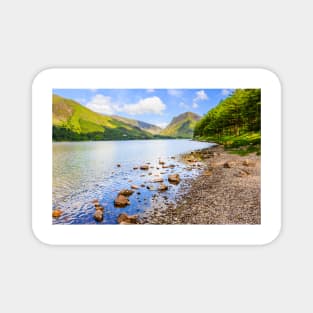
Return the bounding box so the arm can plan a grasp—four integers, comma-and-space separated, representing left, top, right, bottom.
52, 88, 261, 225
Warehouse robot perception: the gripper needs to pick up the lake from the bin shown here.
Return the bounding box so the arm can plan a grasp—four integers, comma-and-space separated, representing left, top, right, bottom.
53, 139, 213, 224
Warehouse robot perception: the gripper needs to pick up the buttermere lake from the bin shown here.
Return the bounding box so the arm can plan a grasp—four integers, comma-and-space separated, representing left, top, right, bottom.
53, 139, 213, 224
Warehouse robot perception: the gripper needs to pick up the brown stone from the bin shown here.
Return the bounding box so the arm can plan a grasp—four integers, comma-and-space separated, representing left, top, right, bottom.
224, 161, 235, 168
95, 204, 104, 211
117, 213, 138, 224
94, 210, 103, 222
52, 209, 62, 218
159, 160, 165, 165
152, 177, 164, 183
158, 183, 168, 191
203, 170, 212, 176
118, 189, 134, 196
131, 185, 139, 189
168, 173, 180, 184
114, 195, 130, 207
235, 169, 251, 177
243, 160, 256, 167
140, 164, 149, 170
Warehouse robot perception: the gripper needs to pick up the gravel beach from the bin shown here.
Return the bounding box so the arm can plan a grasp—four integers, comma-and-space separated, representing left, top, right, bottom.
140, 145, 261, 224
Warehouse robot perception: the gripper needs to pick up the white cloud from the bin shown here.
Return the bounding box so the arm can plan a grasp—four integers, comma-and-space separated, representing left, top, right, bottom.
86, 94, 116, 115
191, 90, 208, 109
194, 90, 208, 101
86, 94, 166, 116
221, 89, 232, 96
121, 96, 166, 115
179, 102, 189, 109
146, 89, 155, 93
167, 89, 183, 97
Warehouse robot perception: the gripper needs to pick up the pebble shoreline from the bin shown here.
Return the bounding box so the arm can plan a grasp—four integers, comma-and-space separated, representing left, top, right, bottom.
140, 145, 261, 224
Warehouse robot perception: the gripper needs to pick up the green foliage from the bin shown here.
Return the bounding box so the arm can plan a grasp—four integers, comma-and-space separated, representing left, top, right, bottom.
194, 89, 261, 138
194, 89, 261, 153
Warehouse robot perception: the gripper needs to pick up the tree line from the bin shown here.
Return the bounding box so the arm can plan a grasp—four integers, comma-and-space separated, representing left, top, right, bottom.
193, 89, 261, 139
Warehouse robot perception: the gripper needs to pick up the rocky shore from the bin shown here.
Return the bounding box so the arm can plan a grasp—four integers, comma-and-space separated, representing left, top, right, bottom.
53, 143, 260, 224
140, 145, 260, 224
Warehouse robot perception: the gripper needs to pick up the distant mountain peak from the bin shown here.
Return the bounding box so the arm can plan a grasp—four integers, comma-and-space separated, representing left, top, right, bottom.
160, 111, 201, 138
170, 112, 201, 124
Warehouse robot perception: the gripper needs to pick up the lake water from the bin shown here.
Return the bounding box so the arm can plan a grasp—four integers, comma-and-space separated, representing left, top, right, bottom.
53, 139, 213, 224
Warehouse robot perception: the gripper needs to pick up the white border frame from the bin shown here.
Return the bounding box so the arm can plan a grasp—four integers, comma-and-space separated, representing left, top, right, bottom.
32, 68, 281, 245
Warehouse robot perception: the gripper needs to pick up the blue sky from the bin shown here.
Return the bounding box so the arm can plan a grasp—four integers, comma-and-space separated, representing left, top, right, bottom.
53, 88, 233, 128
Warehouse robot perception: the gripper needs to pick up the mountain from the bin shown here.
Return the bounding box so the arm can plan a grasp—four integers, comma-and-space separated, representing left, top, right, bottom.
112, 115, 162, 135
52, 95, 153, 141
160, 112, 201, 138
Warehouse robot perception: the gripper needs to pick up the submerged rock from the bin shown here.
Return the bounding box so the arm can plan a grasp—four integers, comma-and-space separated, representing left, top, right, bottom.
117, 213, 138, 224
118, 189, 134, 196
168, 173, 180, 184
152, 177, 164, 183
117, 163, 121, 167
158, 183, 168, 191
114, 195, 130, 207
52, 209, 62, 218
131, 185, 139, 189
94, 210, 104, 222
94, 204, 104, 211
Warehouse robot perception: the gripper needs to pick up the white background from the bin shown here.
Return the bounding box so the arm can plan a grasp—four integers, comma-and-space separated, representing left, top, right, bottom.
0, 0, 311, 312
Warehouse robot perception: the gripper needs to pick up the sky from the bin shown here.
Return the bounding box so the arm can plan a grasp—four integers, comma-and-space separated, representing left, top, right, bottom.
53, 88, 233, 128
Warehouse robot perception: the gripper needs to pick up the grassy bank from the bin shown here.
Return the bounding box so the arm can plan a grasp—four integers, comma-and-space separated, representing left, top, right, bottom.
196, 131, 261, 156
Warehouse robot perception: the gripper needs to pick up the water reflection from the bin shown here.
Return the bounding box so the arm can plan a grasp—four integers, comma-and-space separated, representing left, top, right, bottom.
53, 139, 213, 224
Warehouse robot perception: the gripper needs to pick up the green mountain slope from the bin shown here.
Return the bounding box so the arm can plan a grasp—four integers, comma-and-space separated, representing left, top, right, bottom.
160, 112, 201, 138
53, 95, 153, 141
112, 115, 162, 135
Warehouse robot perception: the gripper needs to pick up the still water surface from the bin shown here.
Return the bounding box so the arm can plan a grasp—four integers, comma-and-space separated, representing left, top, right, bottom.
53, 139, 213, 224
